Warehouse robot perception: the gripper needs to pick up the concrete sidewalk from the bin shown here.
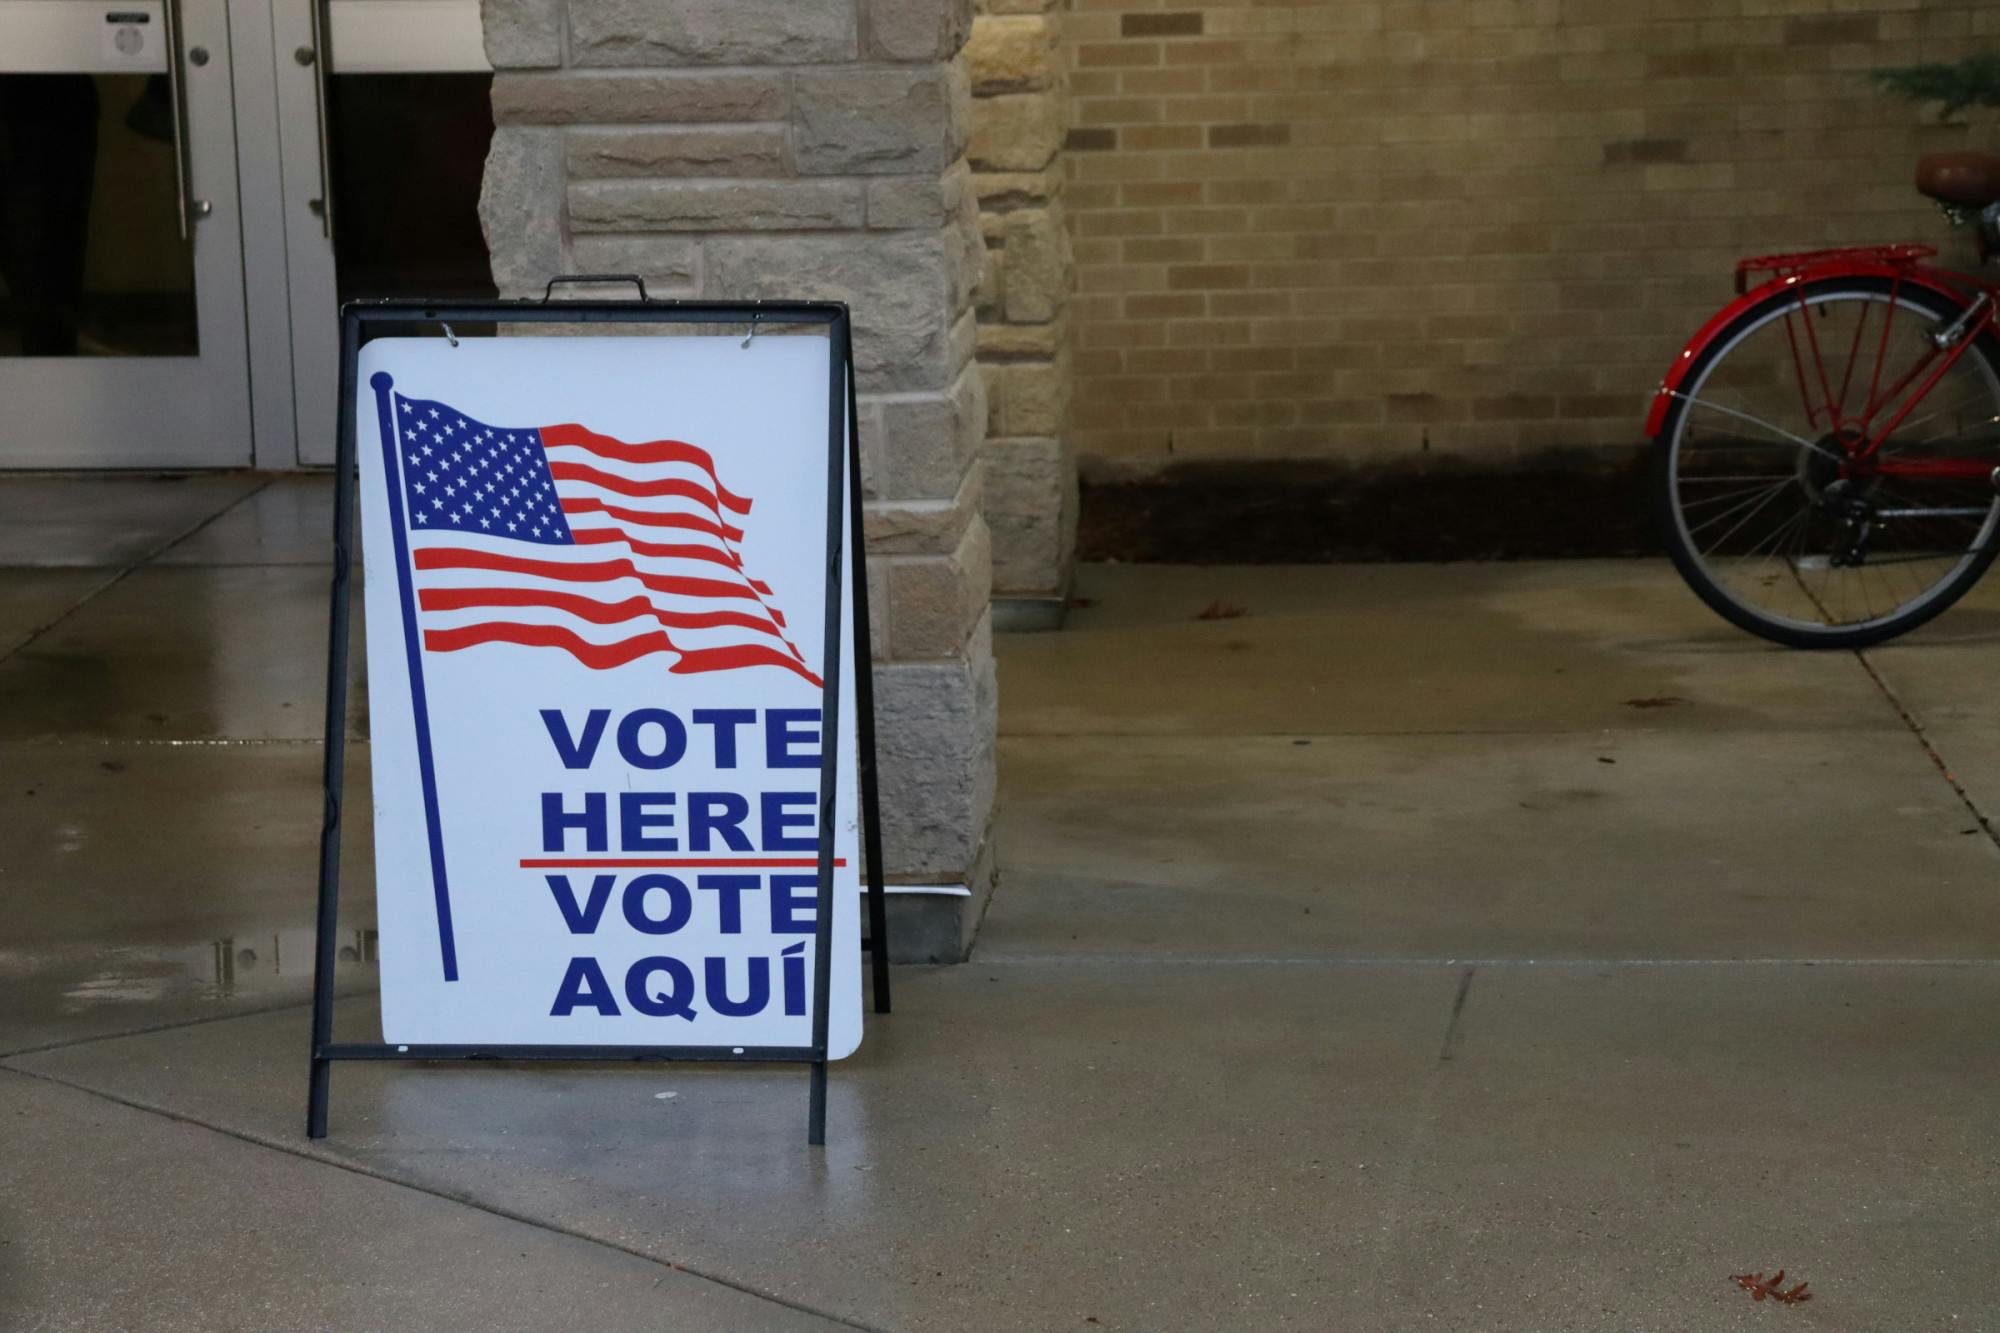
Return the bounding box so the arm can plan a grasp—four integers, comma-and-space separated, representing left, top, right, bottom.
3, 476, 1998, 1330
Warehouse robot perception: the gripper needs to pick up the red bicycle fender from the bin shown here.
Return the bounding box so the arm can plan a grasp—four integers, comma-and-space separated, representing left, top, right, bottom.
1643, 262, 1985, 437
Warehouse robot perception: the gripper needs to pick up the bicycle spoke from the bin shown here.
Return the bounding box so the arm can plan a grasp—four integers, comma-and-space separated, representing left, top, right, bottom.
1679, 479, 1799, 510
1888, 395, 1996, 442
1685, 478, 1793, 542
1743, 507, 1809, 573
1696, 479, 1795, 556
1668, 391, 1842, 460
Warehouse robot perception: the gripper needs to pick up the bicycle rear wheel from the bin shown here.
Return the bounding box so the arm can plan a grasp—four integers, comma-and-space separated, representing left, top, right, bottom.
1654, 275, 2000, 648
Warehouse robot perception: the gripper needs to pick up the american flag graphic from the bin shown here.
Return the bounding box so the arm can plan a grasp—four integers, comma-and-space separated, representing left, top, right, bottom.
387, 392, 820, 686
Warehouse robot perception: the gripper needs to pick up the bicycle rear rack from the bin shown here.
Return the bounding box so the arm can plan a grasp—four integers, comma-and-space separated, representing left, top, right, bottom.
1733, 243, 1938, 294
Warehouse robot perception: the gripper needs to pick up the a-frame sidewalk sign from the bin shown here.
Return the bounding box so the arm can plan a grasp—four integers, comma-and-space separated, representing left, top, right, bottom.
308, 282, 891, 1147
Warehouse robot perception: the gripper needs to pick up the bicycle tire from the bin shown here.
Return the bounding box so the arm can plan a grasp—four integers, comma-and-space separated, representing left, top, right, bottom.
1652, 274, 2000, 649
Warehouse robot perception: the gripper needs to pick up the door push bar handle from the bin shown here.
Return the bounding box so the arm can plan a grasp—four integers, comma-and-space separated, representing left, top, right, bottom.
303, 0, 336, 238
161, 0, 203, 239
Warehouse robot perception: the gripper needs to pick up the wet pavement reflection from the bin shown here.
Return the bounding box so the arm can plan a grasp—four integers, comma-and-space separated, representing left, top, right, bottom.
0, 931, 377, 1051
7, 475, 2000, 1329
0, 476, 375, 1055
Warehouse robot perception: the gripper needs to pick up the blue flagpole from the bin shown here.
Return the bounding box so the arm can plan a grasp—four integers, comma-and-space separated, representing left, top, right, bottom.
369, 371, 460, 981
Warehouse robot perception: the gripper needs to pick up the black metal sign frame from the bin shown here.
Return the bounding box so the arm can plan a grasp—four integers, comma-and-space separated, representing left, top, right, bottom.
309, 290, 890, 1148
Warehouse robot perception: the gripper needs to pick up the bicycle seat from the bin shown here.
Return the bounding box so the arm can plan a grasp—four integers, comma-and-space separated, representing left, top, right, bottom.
1916, 152, 2000, 208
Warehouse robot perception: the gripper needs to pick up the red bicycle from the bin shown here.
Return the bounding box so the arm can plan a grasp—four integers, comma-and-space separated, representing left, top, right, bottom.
1649, 152, 2000, 647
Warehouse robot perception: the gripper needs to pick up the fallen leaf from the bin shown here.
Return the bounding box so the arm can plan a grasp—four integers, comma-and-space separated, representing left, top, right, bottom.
1196, 600, 1247, 620
1731, 1270, 1812, 1305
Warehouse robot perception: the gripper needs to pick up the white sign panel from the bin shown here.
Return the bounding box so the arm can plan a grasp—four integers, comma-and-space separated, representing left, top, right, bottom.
355, 334, 860, 1057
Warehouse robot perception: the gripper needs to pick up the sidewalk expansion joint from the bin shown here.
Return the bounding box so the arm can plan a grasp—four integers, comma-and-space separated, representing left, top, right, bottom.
0, 1062, 883, 1333
1438, 966, 1475, 1064
0, 989, 370, 1061
0, 478, 276, 668
1853, 645, 2000, 859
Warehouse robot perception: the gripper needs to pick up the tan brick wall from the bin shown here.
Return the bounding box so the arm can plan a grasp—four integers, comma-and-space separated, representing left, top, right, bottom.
1061, 0, 2000, 472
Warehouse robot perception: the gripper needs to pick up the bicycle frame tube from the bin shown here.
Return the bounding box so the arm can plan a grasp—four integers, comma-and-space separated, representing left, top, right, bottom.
1860, 300, 1996, 463
1872, 456, 1996, 480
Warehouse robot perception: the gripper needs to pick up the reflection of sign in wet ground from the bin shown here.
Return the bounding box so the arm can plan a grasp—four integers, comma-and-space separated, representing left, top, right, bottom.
355, 334, 860, 1058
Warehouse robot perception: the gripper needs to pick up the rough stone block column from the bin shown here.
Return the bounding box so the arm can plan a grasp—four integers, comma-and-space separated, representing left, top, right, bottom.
966, 0, 1076, 622
477, 0, 996, 961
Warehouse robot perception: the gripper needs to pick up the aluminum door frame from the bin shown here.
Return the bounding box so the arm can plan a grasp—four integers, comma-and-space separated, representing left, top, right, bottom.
0, 0, 255, 468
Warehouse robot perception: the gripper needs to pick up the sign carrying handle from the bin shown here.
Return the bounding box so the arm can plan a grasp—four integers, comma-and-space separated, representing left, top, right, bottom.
542, 274, 650, 302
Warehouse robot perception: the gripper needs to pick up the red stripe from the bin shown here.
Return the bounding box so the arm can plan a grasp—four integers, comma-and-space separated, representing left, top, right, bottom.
426, 623, 676, 668
562, 497, 745, 543
417, 587, 788, 639
549, 461, 727, 514
565, 527, 779, 621
425, 622, 822, 685
669, 642, 822, 682
521, 858, 850, 868
414, 547, 766, 603
540, 424, 752, 515
569, 525, 740, 570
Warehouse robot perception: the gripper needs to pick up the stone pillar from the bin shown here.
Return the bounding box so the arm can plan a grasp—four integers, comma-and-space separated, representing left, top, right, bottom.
477, 0, 996, 961
967, 0, 1076, 623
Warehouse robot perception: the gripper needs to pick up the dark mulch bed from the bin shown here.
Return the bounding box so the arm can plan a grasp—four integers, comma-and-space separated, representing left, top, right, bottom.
1078, 456, 1660, 564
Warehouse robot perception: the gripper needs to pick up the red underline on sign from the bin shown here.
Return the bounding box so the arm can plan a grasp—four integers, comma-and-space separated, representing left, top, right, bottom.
519, 857, 850, 869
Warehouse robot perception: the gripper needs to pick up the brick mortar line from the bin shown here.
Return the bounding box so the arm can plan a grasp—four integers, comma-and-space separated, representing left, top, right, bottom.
562, 119, 788, 132
0, 1063, 885, 1333
499, 62, 950, 80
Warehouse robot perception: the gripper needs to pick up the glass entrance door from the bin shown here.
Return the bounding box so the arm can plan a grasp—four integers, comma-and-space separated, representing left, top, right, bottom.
276, 0, 493, 466
0, 0, 252, 467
